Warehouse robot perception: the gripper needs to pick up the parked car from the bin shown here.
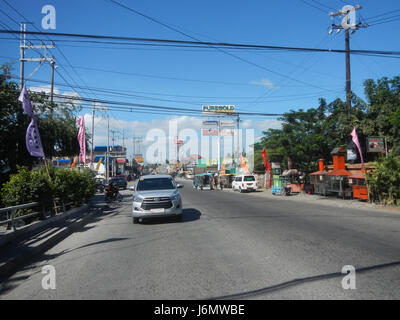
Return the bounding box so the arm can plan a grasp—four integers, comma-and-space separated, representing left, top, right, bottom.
131, 175, 183, 224
109, 176, 128, 190
232, 174, 258, 192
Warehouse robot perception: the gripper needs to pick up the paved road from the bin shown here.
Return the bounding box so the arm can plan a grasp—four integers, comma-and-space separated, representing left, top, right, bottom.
1, 180, 399, 299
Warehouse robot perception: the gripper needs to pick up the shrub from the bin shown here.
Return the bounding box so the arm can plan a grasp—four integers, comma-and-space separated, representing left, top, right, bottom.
367, 154, 400, 205
1, 166, 96, 211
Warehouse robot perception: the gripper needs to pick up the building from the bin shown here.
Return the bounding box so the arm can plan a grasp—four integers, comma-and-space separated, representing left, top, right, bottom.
93, 145, 128, 177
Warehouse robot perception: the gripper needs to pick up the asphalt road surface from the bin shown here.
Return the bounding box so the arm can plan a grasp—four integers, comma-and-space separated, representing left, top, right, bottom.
1, 180, 399, 299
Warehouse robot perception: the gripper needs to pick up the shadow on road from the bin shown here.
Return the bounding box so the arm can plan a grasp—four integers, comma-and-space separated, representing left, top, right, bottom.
140, 208, 202, 225
208, 260, 400, 300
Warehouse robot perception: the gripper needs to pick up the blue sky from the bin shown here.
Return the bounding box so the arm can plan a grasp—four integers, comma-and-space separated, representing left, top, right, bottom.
1, 0, 399, 162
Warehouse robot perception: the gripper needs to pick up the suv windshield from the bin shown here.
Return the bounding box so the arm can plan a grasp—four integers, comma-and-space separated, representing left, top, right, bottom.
244, 176, 255, 181
136, 178, 175, 191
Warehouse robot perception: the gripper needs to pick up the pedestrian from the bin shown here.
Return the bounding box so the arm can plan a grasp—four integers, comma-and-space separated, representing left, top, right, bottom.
219, 177, 224, 190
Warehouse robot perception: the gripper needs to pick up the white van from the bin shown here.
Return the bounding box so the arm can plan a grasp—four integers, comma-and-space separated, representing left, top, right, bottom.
232, 175, 258, 192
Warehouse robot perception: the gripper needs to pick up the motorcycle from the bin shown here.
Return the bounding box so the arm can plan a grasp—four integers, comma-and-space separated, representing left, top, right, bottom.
104, 183, 121, 202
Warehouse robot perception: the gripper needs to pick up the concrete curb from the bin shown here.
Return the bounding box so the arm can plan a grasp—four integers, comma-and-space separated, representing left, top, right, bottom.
0, 203, 102, 282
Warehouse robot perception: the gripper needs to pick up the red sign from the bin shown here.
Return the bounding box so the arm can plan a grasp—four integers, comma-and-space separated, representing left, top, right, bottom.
202, 129, 218, 136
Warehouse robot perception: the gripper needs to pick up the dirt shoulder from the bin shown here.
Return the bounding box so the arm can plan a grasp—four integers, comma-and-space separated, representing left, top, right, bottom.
217, 185, 400, 213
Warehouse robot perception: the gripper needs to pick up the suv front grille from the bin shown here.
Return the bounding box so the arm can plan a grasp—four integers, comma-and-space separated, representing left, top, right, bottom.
141, 197, 172, 210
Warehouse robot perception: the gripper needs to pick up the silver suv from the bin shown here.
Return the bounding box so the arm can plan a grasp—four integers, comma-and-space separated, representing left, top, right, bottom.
131, 175, 183, 224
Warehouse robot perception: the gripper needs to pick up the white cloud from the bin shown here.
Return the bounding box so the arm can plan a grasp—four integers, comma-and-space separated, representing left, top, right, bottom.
254, 119, 282, 131
250, 78, 276, 89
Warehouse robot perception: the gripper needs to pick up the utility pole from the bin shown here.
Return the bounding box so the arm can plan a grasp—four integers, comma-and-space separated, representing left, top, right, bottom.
50, 56, 55, 104
217, 117, 221, 172
106, 110, 110, 180
110, 130, 118, 177
19, 23, 25, 88
19, 23, 56, 90
236, 114, 240, 170
328, 5, 369, 114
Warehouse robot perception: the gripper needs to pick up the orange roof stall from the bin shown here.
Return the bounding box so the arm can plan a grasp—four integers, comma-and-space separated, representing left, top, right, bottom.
310, 159, 328, 195
349, 172, 368, 200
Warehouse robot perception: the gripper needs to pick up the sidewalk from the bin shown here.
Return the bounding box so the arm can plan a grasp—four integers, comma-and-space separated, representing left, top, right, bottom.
0, 194, 106, 282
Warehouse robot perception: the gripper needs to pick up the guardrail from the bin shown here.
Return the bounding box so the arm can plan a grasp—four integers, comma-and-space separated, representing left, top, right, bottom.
0, 197, 74, 234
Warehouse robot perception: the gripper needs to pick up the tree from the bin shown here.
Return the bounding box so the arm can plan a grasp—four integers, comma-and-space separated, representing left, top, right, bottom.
0, 64, 83, 174
361, 76, 400, 154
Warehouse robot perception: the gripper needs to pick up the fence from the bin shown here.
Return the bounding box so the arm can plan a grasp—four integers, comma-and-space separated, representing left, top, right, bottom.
0, 197, 74, 235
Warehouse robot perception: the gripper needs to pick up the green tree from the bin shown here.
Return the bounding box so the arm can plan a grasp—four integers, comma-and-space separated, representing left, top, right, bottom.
0, 64, 83, 174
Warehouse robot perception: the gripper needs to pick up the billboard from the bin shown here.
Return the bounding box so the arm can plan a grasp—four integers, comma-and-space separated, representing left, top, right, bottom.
202, 129, 218, 136
202, 105, 235, 113
220, 120, 235, 127
220, 129, 234, 136
367, 137, 385, 153
202, 120, 218, 126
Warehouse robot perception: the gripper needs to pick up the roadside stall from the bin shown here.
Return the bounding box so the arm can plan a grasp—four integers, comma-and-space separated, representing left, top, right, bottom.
348, 172, 368, 201
219, 174, 235, 188
310, 159, 328, 196
193, 173, 214, 190
325, 148, 352, 199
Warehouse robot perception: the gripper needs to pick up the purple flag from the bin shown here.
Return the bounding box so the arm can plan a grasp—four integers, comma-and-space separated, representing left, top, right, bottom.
18, 86, 34, 118
26, 118, 45, 158
19, 86, 45, 158
77, 116, 86, 163
351, 128, 364, 169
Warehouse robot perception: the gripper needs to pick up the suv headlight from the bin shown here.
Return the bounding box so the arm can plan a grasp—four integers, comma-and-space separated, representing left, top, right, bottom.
171, 194, 180, 202
133, 195, 143, 203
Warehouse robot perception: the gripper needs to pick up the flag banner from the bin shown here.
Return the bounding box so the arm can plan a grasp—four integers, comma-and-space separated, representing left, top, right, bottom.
261, 148, 271, 171
18, 86, 34, 118
77, 116, 86, 163
71, 155, 78, 169
95, 157, 102, 171
25, 118, 45, 158
351, 128, 364, 169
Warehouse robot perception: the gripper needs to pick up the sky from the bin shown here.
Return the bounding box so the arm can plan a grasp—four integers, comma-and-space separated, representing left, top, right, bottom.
1, 0, 399, 163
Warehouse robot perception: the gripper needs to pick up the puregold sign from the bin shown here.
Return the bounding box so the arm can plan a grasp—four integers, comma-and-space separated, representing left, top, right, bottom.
202, 105, 235, 113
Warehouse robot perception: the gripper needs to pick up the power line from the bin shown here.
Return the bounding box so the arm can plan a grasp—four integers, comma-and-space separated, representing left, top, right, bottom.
14, 74, 344, 105
1, 30, 399, 57
36, 92, 285, 117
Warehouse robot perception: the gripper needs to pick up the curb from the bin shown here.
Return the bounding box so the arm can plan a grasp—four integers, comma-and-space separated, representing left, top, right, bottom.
0, 203, 102, 282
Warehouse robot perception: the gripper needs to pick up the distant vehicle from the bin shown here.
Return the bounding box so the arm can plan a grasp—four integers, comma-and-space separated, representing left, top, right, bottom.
186, 172, 194, 179
232, 175, 258, 192
131, 175, 183, 224
109, 176, 128, 190
193, 173, 214, 190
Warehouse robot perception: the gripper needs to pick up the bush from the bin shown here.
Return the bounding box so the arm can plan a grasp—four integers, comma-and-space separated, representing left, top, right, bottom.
367, 155, 400, 205
1, 166, 96, 210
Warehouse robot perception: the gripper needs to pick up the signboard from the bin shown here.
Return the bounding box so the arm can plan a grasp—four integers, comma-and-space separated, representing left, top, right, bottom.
367, 137, 385, 153
220, 129, 234, 136
202, 105, 235, 113
133, 154, 144, 163
202, 129, 218, 136
202, 120, 218, 126
220, 120, 235, 127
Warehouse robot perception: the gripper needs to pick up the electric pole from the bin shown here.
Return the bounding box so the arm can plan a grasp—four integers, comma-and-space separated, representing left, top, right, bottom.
19, 22, 56, 106
328, 5, 369, 113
